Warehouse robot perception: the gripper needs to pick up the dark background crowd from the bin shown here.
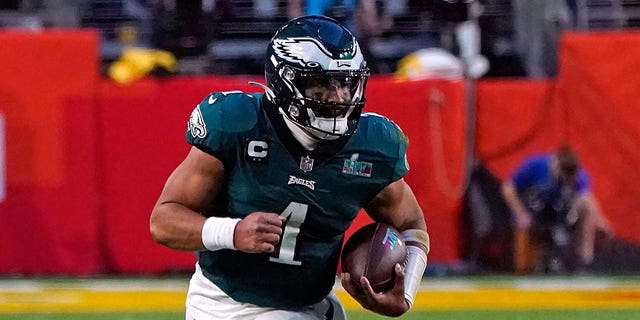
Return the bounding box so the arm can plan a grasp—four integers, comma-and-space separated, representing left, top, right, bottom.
2, 0, 640, 78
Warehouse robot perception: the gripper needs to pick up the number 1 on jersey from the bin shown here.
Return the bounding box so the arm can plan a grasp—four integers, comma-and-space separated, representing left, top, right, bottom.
269, 202, 308, 266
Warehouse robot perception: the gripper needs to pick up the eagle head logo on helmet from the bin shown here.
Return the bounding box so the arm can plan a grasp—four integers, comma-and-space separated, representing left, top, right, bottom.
264, 15, 370, 140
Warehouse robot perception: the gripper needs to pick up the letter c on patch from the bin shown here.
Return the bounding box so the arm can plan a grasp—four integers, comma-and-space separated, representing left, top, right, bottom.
247, 140, 268, 158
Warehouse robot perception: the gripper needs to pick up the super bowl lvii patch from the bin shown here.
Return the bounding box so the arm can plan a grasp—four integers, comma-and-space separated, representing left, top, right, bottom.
342, 154, 372, 177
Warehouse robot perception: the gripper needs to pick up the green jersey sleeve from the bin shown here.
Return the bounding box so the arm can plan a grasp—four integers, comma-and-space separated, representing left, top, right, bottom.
359, 112, 410, 182
186, 91, 261, 162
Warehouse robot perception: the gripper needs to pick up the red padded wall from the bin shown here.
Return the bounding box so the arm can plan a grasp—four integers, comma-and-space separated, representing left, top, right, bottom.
3, 30, 639, 275
0, 31, 102, 274
556, 31, 640, 242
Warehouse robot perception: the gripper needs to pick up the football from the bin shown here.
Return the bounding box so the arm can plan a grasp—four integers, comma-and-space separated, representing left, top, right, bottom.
341, 222, 407, 293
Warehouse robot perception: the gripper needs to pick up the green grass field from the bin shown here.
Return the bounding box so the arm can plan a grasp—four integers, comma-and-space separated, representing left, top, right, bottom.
1, 309, 640, 320
1, 276, 638, 319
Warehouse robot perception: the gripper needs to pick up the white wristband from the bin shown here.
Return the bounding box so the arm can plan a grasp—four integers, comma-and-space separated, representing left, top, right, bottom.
201, 217, 241, 251
403, 245, 428, 308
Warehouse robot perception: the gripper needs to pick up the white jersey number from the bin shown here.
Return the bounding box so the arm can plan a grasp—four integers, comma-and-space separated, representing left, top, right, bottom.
269, 202, 308, 266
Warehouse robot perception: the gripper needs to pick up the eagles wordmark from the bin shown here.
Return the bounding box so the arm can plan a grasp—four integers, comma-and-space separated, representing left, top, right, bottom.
288, 175, 316, 190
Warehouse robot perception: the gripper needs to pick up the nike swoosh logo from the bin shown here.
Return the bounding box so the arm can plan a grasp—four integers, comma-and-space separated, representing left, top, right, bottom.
208, 96, 217, 104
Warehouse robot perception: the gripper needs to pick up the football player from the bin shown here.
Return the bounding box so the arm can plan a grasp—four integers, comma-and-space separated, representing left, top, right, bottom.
150, 15, 429, 319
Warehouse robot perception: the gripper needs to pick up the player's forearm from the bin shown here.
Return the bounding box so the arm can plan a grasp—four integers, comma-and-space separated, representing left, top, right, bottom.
399, 216, 429, 252
150, 202, 208, 251
400, 228, 429, 308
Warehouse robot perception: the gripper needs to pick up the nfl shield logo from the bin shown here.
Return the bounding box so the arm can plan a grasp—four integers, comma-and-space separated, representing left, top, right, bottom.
299, 156, 314, 172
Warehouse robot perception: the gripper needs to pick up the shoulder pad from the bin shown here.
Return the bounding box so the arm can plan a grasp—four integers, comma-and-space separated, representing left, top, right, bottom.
357, 112, 410, 178
187, 91, 262, 152
360, 112, 409, 145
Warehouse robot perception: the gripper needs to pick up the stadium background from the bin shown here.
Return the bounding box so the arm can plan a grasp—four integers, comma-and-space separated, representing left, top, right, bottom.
1, 0, 640, 318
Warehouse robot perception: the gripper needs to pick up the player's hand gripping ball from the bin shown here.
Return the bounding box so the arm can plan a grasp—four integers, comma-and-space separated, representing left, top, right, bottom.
341, 223, 407, 292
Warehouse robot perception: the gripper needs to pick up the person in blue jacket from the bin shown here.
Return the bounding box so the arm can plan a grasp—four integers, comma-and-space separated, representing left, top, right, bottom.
502, 145, 612, 273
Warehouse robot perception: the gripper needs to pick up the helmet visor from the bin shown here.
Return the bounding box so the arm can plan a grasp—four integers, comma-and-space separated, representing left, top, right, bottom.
293, 71, 367, 118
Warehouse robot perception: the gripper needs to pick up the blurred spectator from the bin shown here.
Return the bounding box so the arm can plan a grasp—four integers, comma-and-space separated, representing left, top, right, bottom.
395, 47, 465, 80
476, 0, 527, 78
80, 0, 155, 61
353, 0, 393, 73
252, 0, 280, 19
287, 0, 303, 18
512, 0, 573, 78
428, 0, 489, 79
287, 0, 392, 73
393, 1, 489, 79
151, 0, 215, 58
108, 46, 176, 84
501, 145, 613, 274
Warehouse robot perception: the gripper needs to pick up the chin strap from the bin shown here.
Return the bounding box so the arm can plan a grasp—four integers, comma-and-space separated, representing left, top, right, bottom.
400, 229, 430, 308
281, 111, 319, 151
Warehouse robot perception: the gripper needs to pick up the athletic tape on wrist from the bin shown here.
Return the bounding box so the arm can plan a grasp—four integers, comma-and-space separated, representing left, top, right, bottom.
400, 229, 429, 307
400, 229, 430, 253
403, 246, 428, 307
201, 217, 241, 251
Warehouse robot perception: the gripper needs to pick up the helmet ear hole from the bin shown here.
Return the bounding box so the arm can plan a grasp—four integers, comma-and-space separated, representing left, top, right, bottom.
288, 105, 300, 117
283, 66, 296, 81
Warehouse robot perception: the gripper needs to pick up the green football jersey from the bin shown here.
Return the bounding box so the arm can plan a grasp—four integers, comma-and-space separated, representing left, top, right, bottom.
186, 91, 409, 308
